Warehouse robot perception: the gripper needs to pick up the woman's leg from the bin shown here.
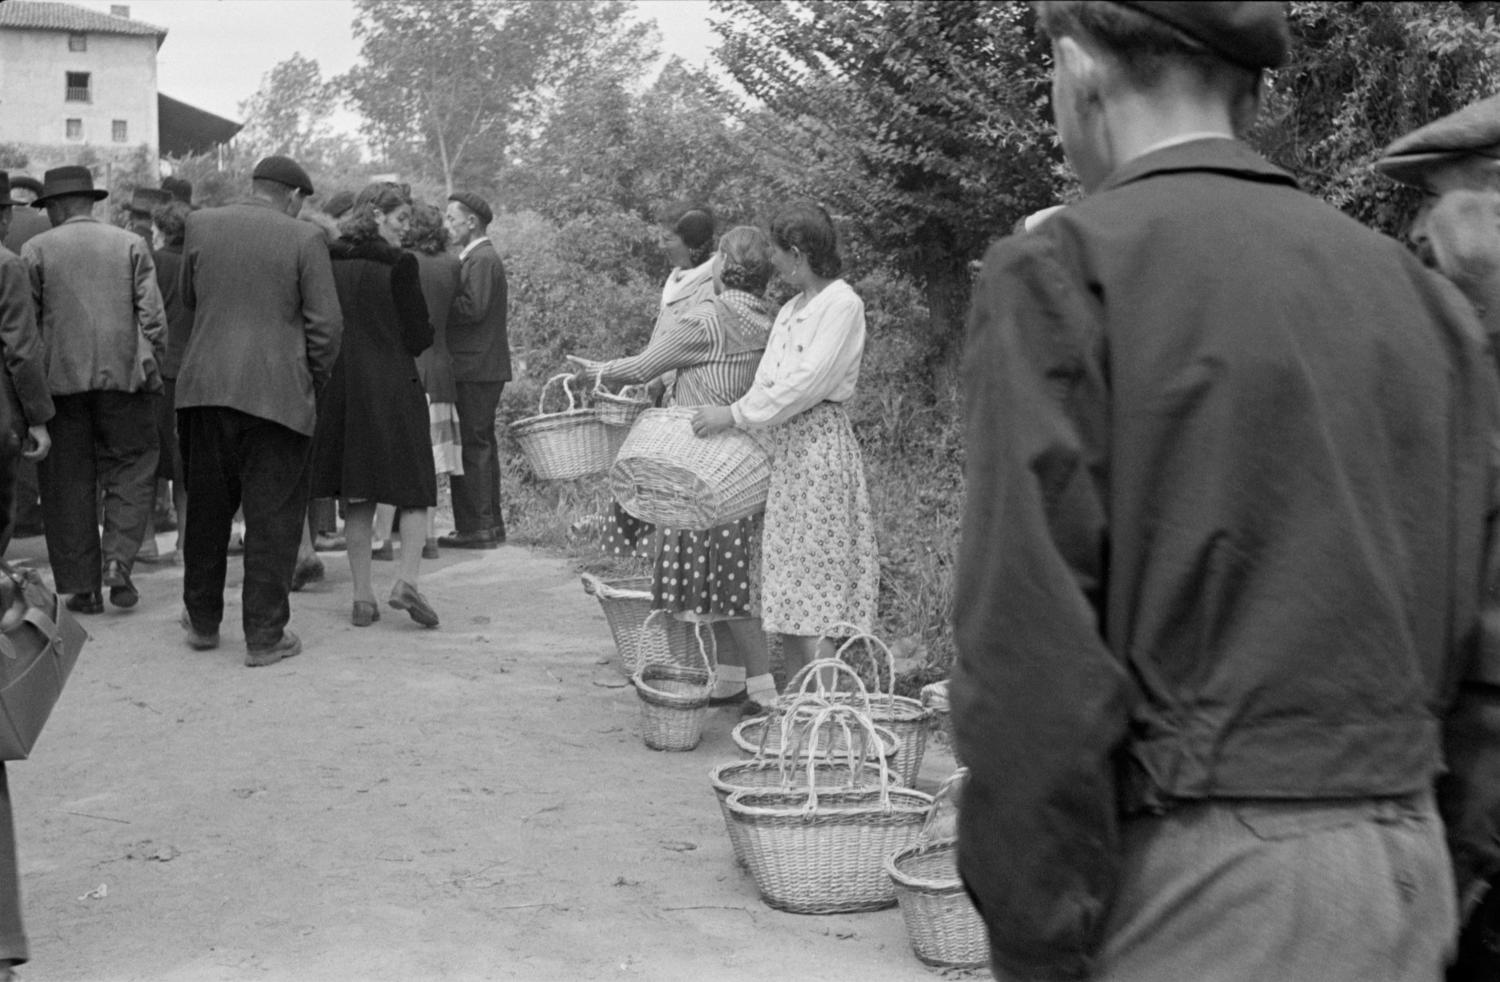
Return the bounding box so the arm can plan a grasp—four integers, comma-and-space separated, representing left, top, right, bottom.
778, 633, 837, 677
727, 617, 775, 705
344, 500, 376, 604
396, 507, 428, 585
710, 621, 745, 699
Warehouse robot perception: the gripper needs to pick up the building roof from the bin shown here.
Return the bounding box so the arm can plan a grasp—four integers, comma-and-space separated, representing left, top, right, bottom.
0, 2, 167, 47
158, 93, 242, 157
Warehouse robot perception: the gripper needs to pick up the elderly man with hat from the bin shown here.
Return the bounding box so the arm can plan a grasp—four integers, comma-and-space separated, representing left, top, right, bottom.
441, 190, 511, 549
953, 3, 1500, 980
20, 166, 165, 615
175, 154, 341, 667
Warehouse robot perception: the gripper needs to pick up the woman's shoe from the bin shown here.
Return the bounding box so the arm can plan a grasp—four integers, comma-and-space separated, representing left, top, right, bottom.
351, 600, 380, 627
370, 541, 395, 562
388, 580, 438, 628
422, 538, 440, 560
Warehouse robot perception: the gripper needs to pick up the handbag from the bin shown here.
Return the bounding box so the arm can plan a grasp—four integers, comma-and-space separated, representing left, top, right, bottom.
0, 564, 88, 760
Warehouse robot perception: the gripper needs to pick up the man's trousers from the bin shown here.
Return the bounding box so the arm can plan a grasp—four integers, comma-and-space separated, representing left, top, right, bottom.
450, 380, 505, 538
38, 391, 158, 595
179, 407, 308, 649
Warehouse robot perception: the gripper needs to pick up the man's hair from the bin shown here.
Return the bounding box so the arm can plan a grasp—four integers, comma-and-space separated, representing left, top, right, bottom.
251, 177, 298, 201
47, 194, 95, 220
1035, 1, 1259, 96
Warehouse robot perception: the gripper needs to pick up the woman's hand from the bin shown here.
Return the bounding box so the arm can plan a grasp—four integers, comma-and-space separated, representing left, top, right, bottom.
566, 354, 606, 388
691, 406, 735, 436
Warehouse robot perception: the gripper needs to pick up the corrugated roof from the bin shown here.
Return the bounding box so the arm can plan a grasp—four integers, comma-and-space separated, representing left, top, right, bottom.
0, 2, 167, 45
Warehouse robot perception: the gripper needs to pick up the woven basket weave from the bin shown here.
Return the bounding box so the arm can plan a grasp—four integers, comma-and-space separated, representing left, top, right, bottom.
594, 381, 652, 428
580, 574, 708, 676
725, 704, 933, 914
609, 407, 770, 531
633, 615, 715, 752
511, 374, 615, 480
886, 768, 987, 968
710, 756, 888, 869
830, 631, 931, 787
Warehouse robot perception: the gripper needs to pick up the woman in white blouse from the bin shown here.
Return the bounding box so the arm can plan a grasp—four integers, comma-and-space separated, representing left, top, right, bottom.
692, 202, 880, 677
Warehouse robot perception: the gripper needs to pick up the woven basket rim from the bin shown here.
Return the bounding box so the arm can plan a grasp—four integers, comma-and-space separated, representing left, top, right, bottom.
731, 714, 901, 760
511, 408, 599, 435
886, 838, 964, 892
710, 758, 887, 798
725, 785, 933, 821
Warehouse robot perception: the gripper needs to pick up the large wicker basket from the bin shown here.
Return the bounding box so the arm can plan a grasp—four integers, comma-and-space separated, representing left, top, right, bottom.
609, 407, 770, 531
831, 631, 931, 787
710, 755, 888, 869
580, 574, 711, 676
593, 381, 652, 428
733, 672, 901, 772
725, 704, 933, 914
633, 616, 715, 752
511, 374, 615, 480
886, 768, 987, 968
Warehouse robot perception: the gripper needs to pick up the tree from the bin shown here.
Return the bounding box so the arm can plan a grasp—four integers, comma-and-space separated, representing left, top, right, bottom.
712, 0, 1064, 352
339, 0, 655, 195
236, 53, 363, 172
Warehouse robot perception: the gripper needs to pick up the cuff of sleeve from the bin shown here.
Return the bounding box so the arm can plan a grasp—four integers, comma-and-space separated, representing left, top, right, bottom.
729, 402, 749, 429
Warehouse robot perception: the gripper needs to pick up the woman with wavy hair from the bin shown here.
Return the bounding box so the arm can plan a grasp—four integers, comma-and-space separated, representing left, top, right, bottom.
692, 202, 879, 679
309, 182, 440, 628
582, 226, 778, 708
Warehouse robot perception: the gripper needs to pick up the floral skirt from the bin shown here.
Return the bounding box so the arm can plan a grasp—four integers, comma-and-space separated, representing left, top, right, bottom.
603, 503, 761, 621
760, 403, 879, 637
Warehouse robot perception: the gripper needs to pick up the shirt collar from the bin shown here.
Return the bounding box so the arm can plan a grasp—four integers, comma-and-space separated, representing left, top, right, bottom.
1100, 137, 1299, 195
460, 236, 490, 261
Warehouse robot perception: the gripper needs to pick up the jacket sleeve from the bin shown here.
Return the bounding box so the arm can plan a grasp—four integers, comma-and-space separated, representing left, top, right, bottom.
392, 253, 433, 358
453, 248, 503, 326
299, 233, 343, 389
601, 305, 716, 386
0, 255, 52, 427
951, 234, 1135, 982
132, 240, 167, 362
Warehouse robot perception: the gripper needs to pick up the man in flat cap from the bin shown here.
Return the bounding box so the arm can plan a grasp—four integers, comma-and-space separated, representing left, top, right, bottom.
954, 3, 1500, 979
176, 154, 342, 667
21, 166, 165, 615
441, 190, 511, 549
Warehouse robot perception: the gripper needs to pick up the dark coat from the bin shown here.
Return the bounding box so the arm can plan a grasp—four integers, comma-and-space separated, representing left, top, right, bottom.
176, 198, 343, 436
152, 245, 191, 380
413, 251, 460, 403
449, 238, 511, 383
310, 238, 436, 507
954, 138, 1500, 978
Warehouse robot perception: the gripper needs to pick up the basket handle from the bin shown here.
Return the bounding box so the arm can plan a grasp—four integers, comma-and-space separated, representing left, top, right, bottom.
798, 703, 893, 815
917, 766, 968, 846
538, 373, 580, 415
641, 609, 716, 681
832, 632, 898, 700
785, 657, 873, 712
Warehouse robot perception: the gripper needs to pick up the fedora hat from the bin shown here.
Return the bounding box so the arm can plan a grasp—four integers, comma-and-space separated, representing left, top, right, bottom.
32, 165, 108, 208
128, 187, 172, 216
0, 173, 23, 208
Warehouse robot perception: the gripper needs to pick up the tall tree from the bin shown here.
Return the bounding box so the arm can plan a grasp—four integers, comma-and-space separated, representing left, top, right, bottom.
236, 53, 362, 172
340, 0, 654, 195
712, 0, 1063, 350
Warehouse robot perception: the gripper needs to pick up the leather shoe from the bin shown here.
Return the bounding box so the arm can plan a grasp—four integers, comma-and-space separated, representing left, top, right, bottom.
438, 530, 498, 550
179, 609, 219, 650
351, 600, 380, 627
65, 591, 104, 614
422, 538, 440, 560
371, 542, 395, 561
388, 580, 439, 627
103, 560, 138, 608
291, 556, 325, 592
245, 630, 302, 668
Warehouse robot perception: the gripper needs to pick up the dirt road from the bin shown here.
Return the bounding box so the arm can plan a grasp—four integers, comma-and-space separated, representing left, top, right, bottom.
1, 533, 970, 982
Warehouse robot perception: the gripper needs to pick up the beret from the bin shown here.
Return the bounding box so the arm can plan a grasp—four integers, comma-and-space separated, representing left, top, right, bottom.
1375, 93, 1500, 188
251, 154, 314, 196
129, 187, 172, 215
9, 175, 41, 195
1115, 1, 1289, 69
448, 191, 493, 228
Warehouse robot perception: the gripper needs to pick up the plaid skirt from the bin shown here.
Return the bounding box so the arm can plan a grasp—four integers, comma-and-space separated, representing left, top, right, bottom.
429, 399, 464, 477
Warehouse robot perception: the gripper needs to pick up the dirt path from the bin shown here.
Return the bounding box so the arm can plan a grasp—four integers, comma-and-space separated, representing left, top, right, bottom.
1, 533, 970, 982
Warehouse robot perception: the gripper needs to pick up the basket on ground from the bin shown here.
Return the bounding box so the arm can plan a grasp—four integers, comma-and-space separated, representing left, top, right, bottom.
511, 374, 616, 480
593, 381, 652, 428
725, 703, 933, 914
609, 407, 770, 530
886, 768, 987, 968
710, 754, 888, 869
633, 614, 715, 751
733, 665, 902, 772
825, 629, 931, 787
580, 574, 709, 675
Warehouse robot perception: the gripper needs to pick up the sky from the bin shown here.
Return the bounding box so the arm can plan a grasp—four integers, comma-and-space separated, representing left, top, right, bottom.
78, 0, 721, 125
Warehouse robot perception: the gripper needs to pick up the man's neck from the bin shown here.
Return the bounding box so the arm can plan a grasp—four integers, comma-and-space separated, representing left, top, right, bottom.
1101, 88, 1238, 176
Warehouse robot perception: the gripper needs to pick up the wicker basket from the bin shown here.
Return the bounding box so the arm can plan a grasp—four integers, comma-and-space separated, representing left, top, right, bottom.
725, 704, 934, 914
829, 631, 931, 787
609, 407, 771, 531
734, 673, 902, 773
633, 620, 714, 752
593, 381, 652, 428
511, 374, 615, 480
580, 574, 711, 676
886, 768, 987, 968
710, 756, 888, 869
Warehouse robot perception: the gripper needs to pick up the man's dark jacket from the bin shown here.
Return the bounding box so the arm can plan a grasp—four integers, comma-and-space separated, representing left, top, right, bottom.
449, 238, 510, 383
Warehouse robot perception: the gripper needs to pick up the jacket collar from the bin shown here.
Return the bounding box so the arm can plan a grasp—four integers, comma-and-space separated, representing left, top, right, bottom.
460, 236, 491, 262
1099, 137, 1299, 194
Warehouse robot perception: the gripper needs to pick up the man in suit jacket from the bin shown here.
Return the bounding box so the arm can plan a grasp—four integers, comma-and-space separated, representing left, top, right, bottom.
1, 176, 52, 541
21, 166, 165, 615
176, 155, 342, 667
441, 191, 511, 549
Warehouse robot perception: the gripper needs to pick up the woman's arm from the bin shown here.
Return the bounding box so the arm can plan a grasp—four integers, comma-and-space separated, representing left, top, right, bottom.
730, 291, 864, 429
601, 309, 717, 386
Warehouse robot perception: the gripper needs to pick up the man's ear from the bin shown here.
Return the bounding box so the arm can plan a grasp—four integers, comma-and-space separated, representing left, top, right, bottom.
1054, 35, 1103, 112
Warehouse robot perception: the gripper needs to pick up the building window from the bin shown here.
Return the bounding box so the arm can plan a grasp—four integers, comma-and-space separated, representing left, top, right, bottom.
65, 72, 91, 103
65, 119, 82, 140
68, 32, 87, 51
112, 120, 128, 143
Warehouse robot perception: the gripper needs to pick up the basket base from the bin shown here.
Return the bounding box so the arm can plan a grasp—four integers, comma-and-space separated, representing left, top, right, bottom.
759, 892, 898, 915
